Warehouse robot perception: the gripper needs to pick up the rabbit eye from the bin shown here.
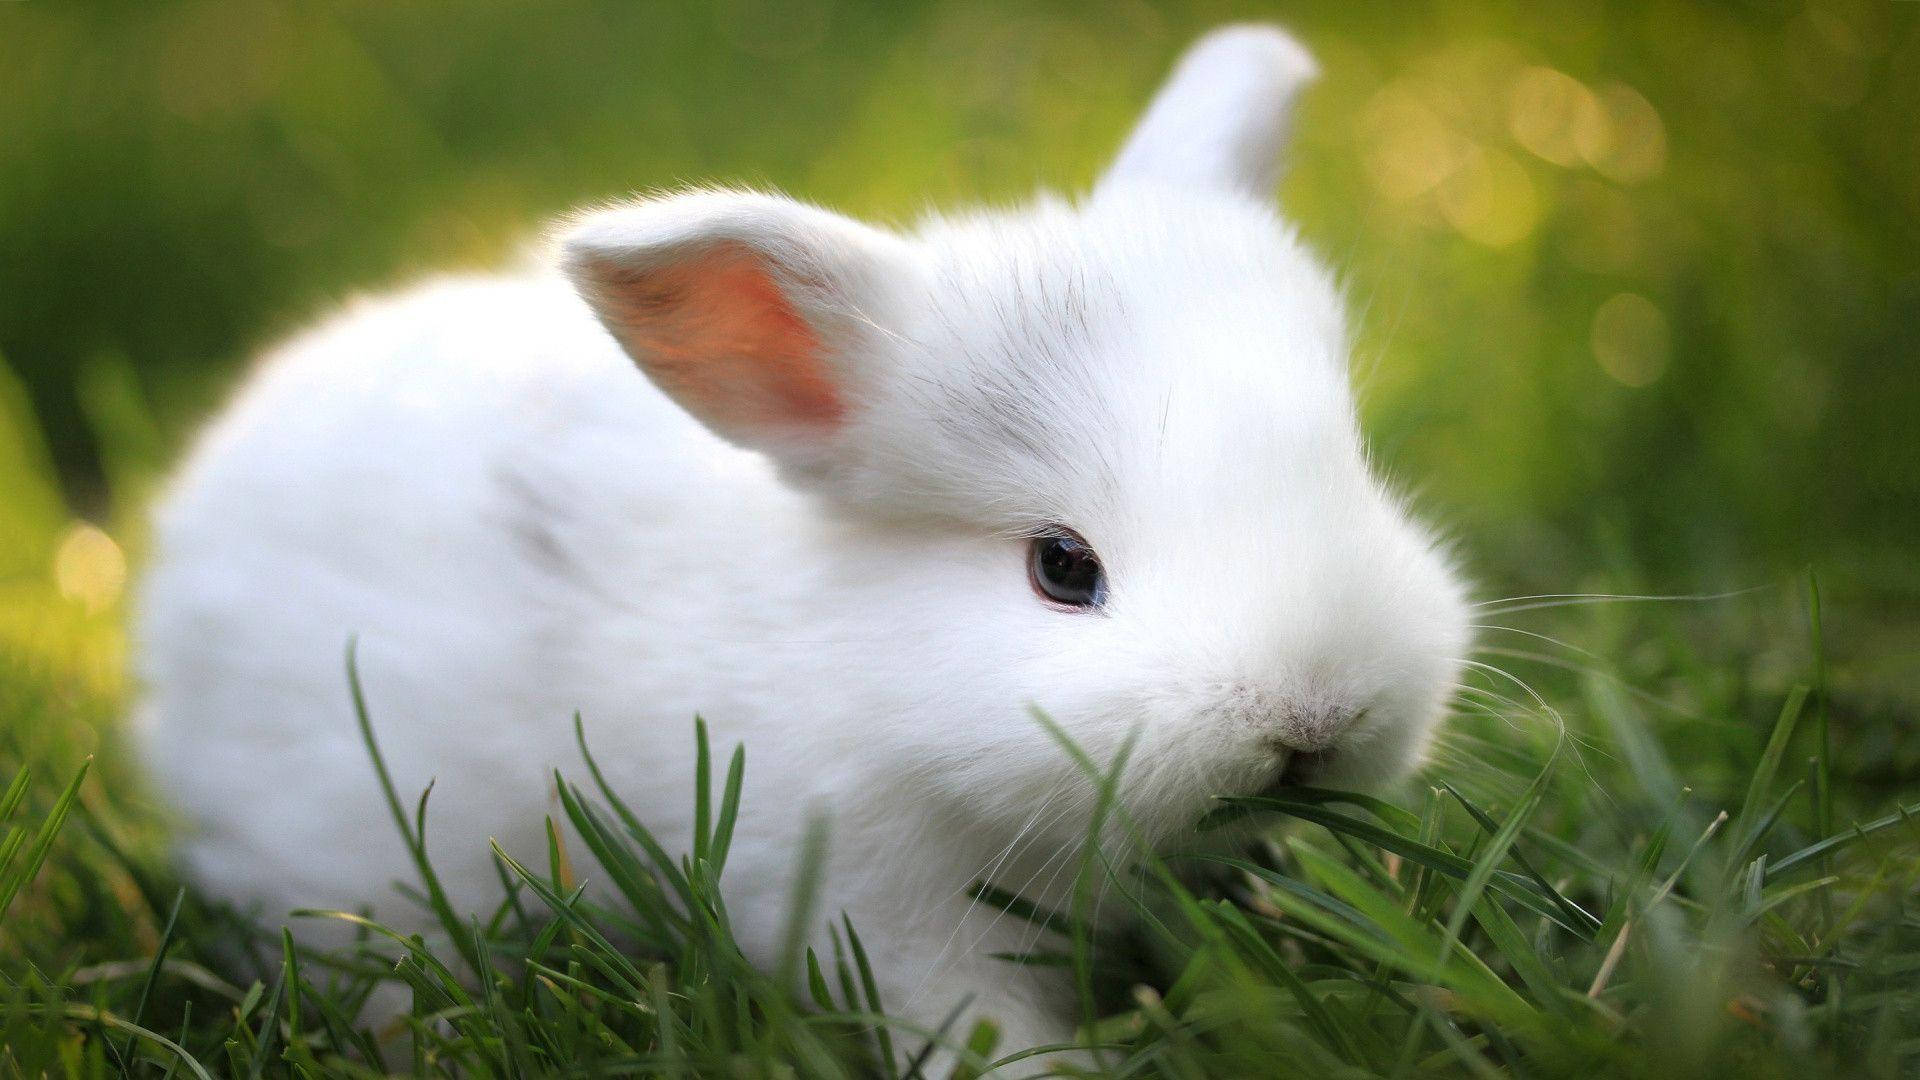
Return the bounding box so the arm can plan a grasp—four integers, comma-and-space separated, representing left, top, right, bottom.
1029, 530, 1107, 610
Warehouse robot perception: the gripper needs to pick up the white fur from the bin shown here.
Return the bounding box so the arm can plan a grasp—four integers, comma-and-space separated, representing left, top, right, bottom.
136, 25, 1469, 1060
1102, 24, 1317, 199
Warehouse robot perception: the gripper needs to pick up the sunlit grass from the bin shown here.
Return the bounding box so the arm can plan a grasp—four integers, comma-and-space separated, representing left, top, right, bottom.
0, 350, 1915, 1076
0, 6, 1915, 1073
2, 565, 1916, 1077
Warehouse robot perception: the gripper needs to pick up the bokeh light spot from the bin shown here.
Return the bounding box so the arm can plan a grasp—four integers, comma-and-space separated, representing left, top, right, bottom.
1507, 66, 1607, 169
1361, 81, 1469, 201
1587, 83, 1666, 183
1438, 147, 1539, 247
1591, 293, 1671, 387
54, 522, 127, 613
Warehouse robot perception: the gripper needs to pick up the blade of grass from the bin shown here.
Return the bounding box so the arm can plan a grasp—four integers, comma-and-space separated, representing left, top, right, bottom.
553, 776, 685, 942
50, 1004, 217, 1080
776, 814, 832, 1025
1766, 801, 1920, 882
1441, 781, 1602, 938
573, 714, 696, 906
1731, 780, 1807, 871
1211, 902, 1365, 1064
709, 743, 746, 879
242, 948, 289, 1080
1397, 731, 1561, 1077
1807, 573, 1831, 844
1736, 685, 1809, 840
964, 880, 1076, 940
345, 640, 479, 972
0, 756, 88, 923
1204, 793, 1588, 936
0, 763, 29, 823
1199, 784, 1422, 834
693, 717, 712, 867
842, 915, 896, 1074
122, 887, 186, 1060
1289, 840, 1532, 1021
485, 845, 650, 993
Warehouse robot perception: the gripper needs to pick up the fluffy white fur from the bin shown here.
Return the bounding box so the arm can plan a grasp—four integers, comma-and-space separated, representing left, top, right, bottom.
136, 24, 1470, 1058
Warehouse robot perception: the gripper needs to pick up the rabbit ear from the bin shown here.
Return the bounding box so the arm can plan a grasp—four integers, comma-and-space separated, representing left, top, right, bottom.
1099, 24, 1317, 200
561, 190, 917, 475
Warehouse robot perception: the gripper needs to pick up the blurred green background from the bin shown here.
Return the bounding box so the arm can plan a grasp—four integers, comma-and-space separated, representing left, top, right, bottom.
0, 0, 1915, 709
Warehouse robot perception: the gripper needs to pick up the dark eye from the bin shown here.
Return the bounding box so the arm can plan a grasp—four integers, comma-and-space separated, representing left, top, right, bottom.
1028, 530, 1107, 610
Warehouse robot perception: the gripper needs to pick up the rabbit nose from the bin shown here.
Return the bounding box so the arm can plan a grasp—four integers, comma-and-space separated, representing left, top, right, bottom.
1271, 704, 1362, 754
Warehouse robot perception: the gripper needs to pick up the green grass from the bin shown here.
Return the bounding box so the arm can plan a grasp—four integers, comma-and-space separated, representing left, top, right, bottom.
2, 577, 1917, 1077
0, 7, 1915, 1072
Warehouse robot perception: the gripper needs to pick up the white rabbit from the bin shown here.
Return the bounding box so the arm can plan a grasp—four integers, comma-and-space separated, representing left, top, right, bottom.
136, 24, 1470, 1061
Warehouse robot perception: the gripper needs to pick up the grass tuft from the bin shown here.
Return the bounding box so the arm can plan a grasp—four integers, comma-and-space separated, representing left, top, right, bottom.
2, 591, 1917, 1077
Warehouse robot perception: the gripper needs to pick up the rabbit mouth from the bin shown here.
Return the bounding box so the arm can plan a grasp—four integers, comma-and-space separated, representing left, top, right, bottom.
1224, 743, 1335, 801
1260, 746, 1334, 788
1282, 749, 1336, 785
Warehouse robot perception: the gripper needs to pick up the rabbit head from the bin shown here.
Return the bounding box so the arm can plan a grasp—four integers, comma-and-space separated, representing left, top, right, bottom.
561, 26, 1470, 847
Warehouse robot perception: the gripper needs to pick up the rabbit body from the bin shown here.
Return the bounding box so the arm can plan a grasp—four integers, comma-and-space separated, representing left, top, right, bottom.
136, 266, 1085, 1044
137, 26, 1471, 1058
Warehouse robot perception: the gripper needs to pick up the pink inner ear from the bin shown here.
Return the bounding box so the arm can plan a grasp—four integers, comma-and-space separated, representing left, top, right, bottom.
588, 242, 845, 440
